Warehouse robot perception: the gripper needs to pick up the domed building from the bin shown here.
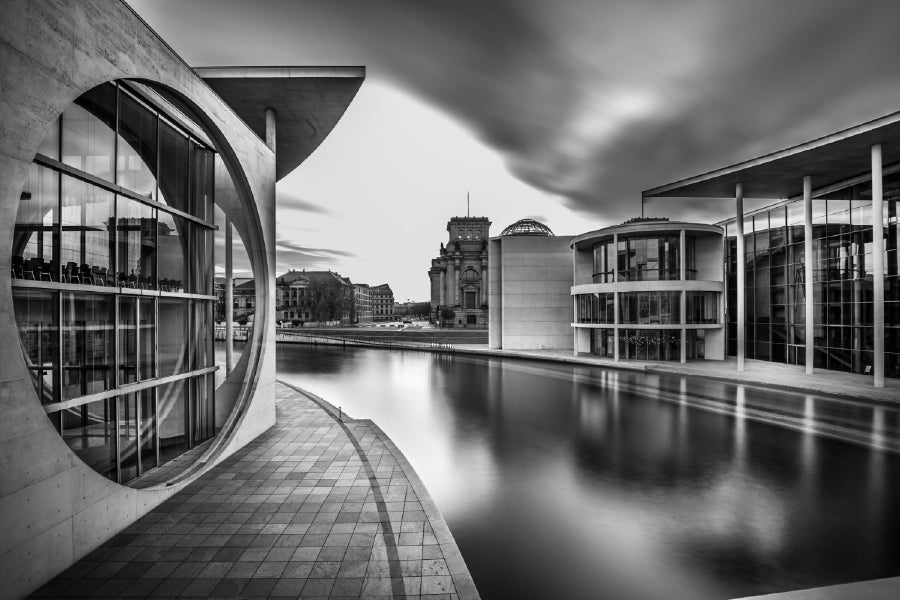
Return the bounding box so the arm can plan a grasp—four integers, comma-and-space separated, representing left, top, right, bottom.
500, 218, 555, 236
488, 218, 575, 350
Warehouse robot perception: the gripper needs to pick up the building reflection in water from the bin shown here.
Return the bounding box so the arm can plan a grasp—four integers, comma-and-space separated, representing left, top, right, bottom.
263, 344, 900, 600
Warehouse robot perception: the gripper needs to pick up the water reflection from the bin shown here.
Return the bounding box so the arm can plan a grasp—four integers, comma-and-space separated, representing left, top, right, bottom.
243, 343, 900, 600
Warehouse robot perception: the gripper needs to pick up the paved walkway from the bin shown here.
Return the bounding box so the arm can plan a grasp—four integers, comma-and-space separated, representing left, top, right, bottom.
31, 383, 479, 600
452, 346, 900, 404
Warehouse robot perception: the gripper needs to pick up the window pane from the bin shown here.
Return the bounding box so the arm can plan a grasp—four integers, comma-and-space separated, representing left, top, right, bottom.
158, 121, 190, 213
191, 143, 215, 222
13, 289, 58, 404
14, 163, 58, 280
191, 374, 215, 446
62, 83, 116, 181
158, 378, 188, 464
139, 298, 156, 380
117, 91, 157, 199
139, 388, 157, 472
61, 176, 114, 287
189, 225, 212, 294
157, 210, 186, 292
60, 292, 115, 399
119, 393, 139, 483
158, 298, 187, 377
116, 196, 156, 289
119, 296, 137, 385
62, 399, 116, 481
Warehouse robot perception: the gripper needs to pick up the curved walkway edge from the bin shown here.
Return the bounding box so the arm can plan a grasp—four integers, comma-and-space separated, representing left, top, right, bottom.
31, 381, 480, 600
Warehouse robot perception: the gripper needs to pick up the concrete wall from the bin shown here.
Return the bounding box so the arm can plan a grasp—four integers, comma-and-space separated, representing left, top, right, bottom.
0, 1, 280, 597
488, 236, 573, 350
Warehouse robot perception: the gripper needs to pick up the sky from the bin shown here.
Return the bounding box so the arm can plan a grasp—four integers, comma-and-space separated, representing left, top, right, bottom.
128, 0, 900, 301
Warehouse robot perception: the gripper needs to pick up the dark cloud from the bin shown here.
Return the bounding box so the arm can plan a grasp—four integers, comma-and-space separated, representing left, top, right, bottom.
277, 237, 357, 259
277, 191, 331, 216
133, 0, 900, 225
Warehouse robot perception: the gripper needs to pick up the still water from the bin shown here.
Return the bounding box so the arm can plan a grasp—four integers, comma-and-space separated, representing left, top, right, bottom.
233, 343, 899, 600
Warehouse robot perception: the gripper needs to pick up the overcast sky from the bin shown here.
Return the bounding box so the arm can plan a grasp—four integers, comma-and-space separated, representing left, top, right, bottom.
128, 0, 900, 301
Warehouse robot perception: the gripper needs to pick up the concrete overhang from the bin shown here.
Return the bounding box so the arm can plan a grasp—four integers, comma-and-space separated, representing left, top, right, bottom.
643, 109, 900, 200
569, 222, 722, 250
195, 66, 365, 181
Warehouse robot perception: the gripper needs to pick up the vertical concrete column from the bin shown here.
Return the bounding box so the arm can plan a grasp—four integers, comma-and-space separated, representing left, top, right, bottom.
803, 176, 814, 374
225, 216, 234, 374
265, 108, 277, 152
482, 259, 489, 304
735, 183, 745, 371
613, 233, 619, 283
680, 228, 687, 363
446, 261, 455, 306
872, 144, 885, 388
439, 271, 445, 305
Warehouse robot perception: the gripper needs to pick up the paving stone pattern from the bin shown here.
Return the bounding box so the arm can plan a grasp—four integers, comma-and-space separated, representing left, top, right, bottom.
32, 383, 480, 600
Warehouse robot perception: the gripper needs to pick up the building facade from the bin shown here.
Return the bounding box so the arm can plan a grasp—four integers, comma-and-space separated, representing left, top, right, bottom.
571, 219, 725, 361
0, 2, 363, 596
644, 113, 900, 386
275, 269, 353, 325
353, 283, 373, 324
488, 219, 573, 350
428, 216, 491, 328
370, 283, 395, 321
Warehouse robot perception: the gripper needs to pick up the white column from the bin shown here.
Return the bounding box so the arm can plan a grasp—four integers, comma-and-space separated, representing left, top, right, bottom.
265, 108, 277, 152
803, 176, 814, 374
735, 183, 745, 371
613, 232, 620, 361
872, 144, 885, 388
680, 228, 687, 363
225, 217, 234, 374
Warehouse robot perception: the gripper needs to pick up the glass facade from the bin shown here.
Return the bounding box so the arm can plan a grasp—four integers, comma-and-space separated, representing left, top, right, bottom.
724, 173, 900, 378
11, 81, 219, 484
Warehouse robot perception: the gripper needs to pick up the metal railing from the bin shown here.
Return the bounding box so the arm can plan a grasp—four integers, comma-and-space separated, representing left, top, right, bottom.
274, 329, 455, 351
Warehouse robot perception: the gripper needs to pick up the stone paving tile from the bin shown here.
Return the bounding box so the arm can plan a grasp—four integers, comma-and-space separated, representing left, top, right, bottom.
31, 382, 479, 600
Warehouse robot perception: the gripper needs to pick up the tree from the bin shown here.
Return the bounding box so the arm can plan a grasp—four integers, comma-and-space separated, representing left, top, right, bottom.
439, 307, 455, 328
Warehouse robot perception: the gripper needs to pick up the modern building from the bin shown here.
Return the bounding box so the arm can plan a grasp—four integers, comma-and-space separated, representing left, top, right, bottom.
0, 1, 364, 596
643, 111, 900, 387
570, 218, 725, 361
488, 219, 574, 349
429, 216, 491, 327
353, 283, 373, 324
370, 283, 395, 321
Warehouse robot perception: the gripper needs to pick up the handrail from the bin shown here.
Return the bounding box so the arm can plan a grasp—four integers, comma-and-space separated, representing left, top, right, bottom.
273, 329, 455, 351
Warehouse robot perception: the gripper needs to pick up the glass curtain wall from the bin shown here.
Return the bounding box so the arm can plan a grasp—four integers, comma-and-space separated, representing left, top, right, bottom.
11, 81, 220, 484
724, 173, 900, 377
616, 235, 685, 281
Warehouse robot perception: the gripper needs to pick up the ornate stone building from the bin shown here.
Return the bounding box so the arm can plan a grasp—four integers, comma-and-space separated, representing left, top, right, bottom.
428, 216, 491, 328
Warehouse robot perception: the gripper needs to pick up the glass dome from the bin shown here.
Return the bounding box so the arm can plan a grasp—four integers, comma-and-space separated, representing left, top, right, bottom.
500, 218, 554, 236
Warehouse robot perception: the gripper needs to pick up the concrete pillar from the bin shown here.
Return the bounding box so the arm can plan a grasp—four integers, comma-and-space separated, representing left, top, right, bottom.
680, 228, 687, 363
225, 217, 234, 374
735, 183, 745, 371
265, 108, 277, 152
803, 176, 814, 374
439, 270, 445, 305
613, 233, 619, 283
872, 144, 885, 388
454, 260, 460, 304
481, 260, 489, 304
446, 261, 455, 305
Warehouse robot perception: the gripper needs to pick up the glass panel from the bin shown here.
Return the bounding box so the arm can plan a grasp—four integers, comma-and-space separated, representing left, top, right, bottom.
158, 121, 190, 213
139, 298, 156, 380
191, 301, 213, 371
118, 393, 138, 483
191, 143, 215, 222
12, 289, 58, 404
14, 163, 58, 281
191, 374, 215, 446
60, 176, 114, 287
62, 83, 116, 181
189, 226, 212, 294
118, 296, 137, 385
116, 196, 156, 289
116, 90, 157, 199
157, 210, 186, 292
158, 298, 187, 377
62, 398, 116, 481
139, 388, 157, 472
158, 378, 188, 464
60, 293, 115, 399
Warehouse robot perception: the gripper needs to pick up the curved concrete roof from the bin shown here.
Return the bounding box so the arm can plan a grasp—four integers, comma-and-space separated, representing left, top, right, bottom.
570, 221, 722, 250
195, 66, 365, 181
